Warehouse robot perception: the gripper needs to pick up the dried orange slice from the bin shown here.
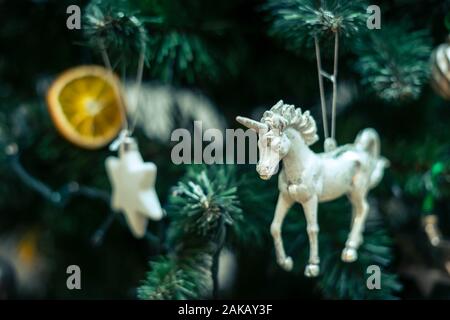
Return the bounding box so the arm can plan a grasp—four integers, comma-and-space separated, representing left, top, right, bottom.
47, 65, 125, 149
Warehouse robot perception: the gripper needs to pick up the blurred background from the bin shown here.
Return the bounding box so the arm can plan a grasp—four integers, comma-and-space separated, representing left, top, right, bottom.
1, 0, 450, 299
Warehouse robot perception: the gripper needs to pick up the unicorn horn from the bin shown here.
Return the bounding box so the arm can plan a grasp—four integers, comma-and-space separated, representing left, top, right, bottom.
236, 116, 268, 132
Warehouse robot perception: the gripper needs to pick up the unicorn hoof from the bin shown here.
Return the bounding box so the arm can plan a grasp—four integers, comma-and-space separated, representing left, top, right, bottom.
341, 247, 358, 262
304, 264, 320, 277
279, 257, 293, 271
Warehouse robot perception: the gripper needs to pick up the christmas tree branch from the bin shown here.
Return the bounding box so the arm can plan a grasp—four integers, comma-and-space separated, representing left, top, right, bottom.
266, 0, 367, 52
354, 23, 431, 102
139, 166, 243, 300
4, 143, 160, 247
84, 0, 150, 69
5, 143, 110, 206
90, 212, 116, 247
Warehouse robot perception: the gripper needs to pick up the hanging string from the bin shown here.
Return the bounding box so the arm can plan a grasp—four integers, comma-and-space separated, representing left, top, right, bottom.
128, 49, 146, 137
331, 32, 339, 141
98, 39, 129, 136
98, 39, 147, 150
313, 31, 340, 149
99, 39, 113, 71
314, 35, 329, 140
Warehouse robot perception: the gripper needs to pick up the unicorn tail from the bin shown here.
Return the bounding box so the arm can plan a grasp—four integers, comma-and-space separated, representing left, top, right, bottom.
355, 128, 389, 188
355, 128, 380, 158
369, 157, 389, 188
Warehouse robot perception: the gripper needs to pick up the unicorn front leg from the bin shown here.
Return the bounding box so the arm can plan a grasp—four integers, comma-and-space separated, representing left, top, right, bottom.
301, 195, 320, 277
271, 192, 294, 271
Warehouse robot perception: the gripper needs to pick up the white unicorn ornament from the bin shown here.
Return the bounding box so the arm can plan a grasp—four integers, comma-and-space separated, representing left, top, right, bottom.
236, 100, 388, 277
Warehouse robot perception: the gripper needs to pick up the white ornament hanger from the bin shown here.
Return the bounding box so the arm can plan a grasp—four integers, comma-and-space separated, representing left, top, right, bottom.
314, 32, 340, 152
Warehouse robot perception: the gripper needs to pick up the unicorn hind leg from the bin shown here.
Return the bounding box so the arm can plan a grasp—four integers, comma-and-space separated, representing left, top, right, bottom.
342, 187, 369, 263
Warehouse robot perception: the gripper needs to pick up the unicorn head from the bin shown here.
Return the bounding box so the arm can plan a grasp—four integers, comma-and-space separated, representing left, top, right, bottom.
237, 100, 319, 180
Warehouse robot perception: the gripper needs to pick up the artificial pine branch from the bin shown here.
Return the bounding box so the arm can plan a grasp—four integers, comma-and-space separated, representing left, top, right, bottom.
147, 32, 219, 83
168, 166, 242, 244
135, 0, 219, 83
83, 0, 155, 68
137, 250, 212, 300
354, 23, 431, 102
230, 168, 276, 248
128, 0, 239, 83
139, 165, 242, 300
265, 0, 368, 52
84, 0, 242, 84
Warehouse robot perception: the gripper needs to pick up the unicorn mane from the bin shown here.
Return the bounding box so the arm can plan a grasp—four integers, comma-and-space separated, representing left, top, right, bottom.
261, 100, 319, 146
